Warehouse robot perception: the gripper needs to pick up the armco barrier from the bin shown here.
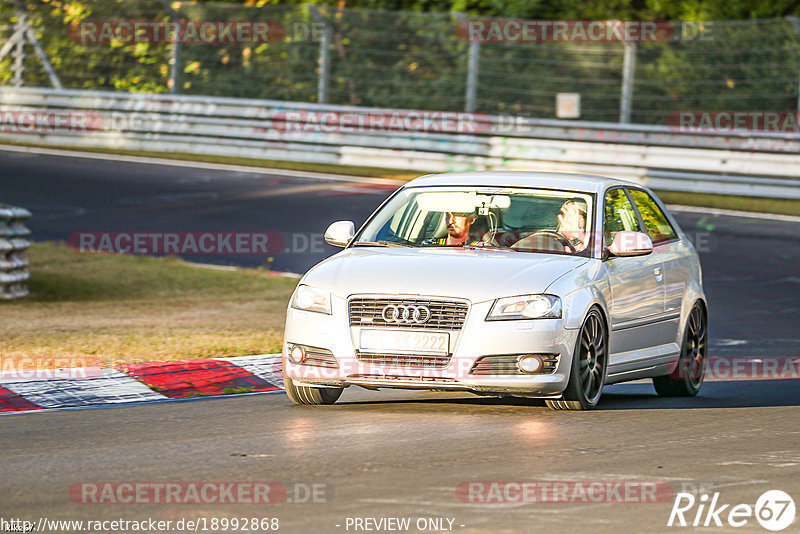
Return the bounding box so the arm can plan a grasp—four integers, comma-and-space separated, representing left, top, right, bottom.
0, 204, 31, 300
1, 87, 800, 198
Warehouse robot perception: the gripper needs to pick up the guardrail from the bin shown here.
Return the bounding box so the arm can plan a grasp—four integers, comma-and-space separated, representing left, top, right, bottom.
1, 87, 800, 198
0, 203, 31, 300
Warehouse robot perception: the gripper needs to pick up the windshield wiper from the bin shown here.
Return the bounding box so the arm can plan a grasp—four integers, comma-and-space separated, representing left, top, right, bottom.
461, 244, 514, 251
352, 240, 409, 247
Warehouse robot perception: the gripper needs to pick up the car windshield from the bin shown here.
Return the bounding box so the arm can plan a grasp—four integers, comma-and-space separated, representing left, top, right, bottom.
354, 186, 595, 256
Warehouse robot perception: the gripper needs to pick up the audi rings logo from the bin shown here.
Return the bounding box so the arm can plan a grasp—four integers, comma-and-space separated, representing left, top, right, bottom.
382, 304, 431, 324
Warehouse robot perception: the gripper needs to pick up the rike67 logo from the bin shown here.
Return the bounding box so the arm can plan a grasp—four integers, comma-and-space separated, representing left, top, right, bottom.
668, 490, 796, 531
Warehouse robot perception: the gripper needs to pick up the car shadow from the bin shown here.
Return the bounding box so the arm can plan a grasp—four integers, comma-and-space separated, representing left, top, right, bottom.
339, 393, 549, 408
334, 379, 800, 410
597, 379, 800, 410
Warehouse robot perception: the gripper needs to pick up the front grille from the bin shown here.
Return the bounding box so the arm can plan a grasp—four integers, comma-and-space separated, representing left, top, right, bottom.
470, 354, 559, 375
348, 374, 457, 383
357, 352, 451, 368
349, 297, 469, 330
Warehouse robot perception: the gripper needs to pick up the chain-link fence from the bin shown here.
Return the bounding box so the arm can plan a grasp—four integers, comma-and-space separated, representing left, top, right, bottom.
1, 1, 800, 125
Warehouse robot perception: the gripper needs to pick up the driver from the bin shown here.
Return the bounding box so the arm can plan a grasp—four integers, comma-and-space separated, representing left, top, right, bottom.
556, 199, 588, 252
427, 211, 480, 246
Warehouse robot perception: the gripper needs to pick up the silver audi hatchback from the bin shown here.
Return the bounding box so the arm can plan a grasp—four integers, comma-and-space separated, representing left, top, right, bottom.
282, 172, 707, 410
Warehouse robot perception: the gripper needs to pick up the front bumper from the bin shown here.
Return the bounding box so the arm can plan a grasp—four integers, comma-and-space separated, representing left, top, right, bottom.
283, 296, 578, 397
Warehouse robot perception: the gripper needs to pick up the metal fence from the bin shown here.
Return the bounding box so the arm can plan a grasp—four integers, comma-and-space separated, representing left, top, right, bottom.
0, 203, 31, 300
1, 1, 800, 125
2, 87, 800, 199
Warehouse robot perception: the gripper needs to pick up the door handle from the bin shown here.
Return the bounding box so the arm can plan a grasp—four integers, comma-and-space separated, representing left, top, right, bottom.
654, 267, 663, 281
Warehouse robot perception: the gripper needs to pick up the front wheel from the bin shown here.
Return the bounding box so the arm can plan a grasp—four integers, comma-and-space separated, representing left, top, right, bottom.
284, 377, 343, 405
546, 308, 608, 411
653, 303, 707, 397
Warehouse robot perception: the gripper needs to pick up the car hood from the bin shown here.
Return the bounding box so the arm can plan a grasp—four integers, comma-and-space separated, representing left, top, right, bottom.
303, 247, 590, 303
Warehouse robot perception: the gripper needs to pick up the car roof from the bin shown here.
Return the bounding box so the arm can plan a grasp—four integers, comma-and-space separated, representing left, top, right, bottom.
405, 171, 639, 194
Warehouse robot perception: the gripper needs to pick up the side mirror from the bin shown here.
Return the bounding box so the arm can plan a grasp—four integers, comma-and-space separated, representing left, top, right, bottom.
607, 231, 653, 257
324, 220, 355, 247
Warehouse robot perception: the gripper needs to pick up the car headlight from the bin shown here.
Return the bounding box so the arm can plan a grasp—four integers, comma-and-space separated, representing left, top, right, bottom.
291, 285, 332, 315
486, 294, 562, 321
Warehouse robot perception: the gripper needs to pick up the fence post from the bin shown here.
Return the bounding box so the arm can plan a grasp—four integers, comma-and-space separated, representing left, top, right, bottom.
789, 17, 800, 113
457, 13, 480, 113
24, 27, 62, 89
161, 0, 181, 94
465, 40, 480, 113
3, 1, 62, 88
619, 41, 637, 123
0, 25, 24, 65
310, 6, 331, 104
169, 36, 181, 94
11, 4, 28, 87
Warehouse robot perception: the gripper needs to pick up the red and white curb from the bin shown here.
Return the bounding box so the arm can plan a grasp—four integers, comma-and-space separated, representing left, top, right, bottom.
0, 355, 284, 414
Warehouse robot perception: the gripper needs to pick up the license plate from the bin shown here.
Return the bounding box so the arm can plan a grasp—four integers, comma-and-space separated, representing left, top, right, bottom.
359, 329, 449, 355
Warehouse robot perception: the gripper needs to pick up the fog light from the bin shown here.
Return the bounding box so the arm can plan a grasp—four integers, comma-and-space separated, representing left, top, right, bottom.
517, 355, 543, 373
289, 345, 305, 364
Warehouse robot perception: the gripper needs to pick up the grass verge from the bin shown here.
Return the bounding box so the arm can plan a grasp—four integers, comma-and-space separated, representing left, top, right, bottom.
0, 242, 297, 366
655, 190, 800, 217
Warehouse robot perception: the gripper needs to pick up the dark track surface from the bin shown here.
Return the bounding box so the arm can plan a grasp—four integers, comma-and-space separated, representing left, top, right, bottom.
1, 148, 799, 533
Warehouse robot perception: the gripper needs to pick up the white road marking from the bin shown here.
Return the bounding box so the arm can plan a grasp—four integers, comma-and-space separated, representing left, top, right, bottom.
118, 192, 219, 205
20, 203, 86, 220
716, 339, 749, 346
185, 262, 239, 272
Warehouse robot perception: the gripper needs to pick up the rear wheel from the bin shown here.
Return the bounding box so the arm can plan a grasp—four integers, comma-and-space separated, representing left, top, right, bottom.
546, 308, 607, 411
653, 303, 707, 397
284, 377, 343, 405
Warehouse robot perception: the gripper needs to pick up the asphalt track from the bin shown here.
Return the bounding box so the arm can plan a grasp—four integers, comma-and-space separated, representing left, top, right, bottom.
1, 147, 799, 533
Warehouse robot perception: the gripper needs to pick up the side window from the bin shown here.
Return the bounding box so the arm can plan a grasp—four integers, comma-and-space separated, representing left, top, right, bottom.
603, 188, 641, 247
628, 189, 678, 244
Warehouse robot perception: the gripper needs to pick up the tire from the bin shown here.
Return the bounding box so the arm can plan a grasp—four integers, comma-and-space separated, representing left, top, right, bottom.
284, 376, 343, 405
653, 303, 707, 397
546, 308, 608, 411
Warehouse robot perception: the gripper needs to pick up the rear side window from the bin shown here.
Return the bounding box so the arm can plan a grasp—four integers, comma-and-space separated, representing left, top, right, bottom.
628, 189, 678, 244
603, 188, 641, 247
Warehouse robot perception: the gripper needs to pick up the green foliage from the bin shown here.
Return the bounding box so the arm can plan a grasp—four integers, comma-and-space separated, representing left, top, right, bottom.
3, 1, 171, 92
2, 0, 799, 123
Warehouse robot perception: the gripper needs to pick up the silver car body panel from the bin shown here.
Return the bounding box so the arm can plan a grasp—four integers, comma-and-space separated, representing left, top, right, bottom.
283, 171, 706, 397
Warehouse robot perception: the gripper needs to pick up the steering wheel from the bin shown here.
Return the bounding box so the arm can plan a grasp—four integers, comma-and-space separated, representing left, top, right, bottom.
512, 230, 576, 253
